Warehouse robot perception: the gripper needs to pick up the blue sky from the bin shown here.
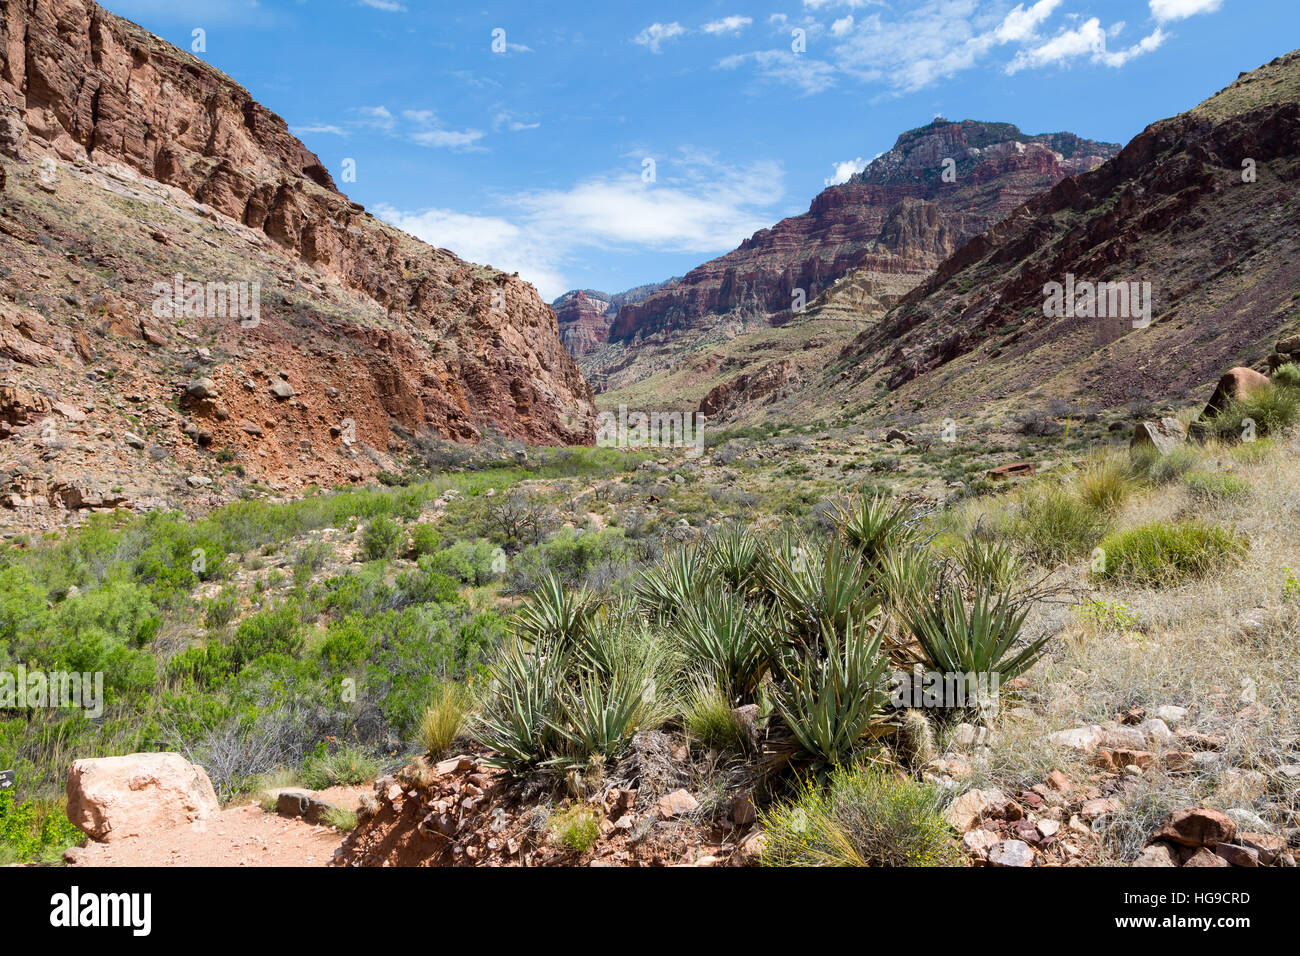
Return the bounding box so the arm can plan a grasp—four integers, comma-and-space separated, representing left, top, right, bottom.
104, 0, 1296, 301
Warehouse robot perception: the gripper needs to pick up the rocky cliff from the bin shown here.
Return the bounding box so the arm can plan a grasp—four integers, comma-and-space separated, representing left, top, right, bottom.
823, 51, 1300, 418
608, 120, 1118, 344
553, 280, 677, 358
0, 0, 593, 522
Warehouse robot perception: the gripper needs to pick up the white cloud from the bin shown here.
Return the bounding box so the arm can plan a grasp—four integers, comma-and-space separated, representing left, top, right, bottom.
493, 112, 541, 132
803, 0, 882, 9
348, 106, 482, 150
994, 0, 1062, 44
291, 124, 347, 137
355, 105, 396, 131
1006, 18, 1166, 73
831, 16, 855, 36
719, 50, 837, 94
703, 15, 753, 35
825, 156, 870, 185
374, 205, 571, 301
375, 153, 785, 300
635, 22, 687, 53
359, 0, 406, 11
1149, 0, 1223, 22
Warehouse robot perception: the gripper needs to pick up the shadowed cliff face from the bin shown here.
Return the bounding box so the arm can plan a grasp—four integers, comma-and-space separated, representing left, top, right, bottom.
0, 0, 593, 509
606, 120, 1119, 345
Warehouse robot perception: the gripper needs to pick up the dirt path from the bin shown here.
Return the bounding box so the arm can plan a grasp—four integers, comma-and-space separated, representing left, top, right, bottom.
64, 786, 367, 868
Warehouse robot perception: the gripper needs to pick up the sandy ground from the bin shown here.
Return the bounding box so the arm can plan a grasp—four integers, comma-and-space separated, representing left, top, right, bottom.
64, 786, 366, 868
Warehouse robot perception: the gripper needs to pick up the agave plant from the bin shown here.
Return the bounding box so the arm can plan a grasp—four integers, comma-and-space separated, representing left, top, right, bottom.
759, 533, 881, 648
768, 614, 893, 771
471, 637, 570, 773
834, 493, 919, 566
634, 545, 714, 622
545, 671, 650, 771
703, 524, 762, 593
954, 538, 1024, 594
671, 588, 771, 704
876, 544, 939, 613
577, 602, 681, 727
514, 571, 595, 650
900, 582, 1048, 709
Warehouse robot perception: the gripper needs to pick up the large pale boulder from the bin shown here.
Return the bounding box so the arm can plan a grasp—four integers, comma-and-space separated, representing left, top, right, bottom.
1202, 367, 1270, 418
66, 753, 219, 842
1130, 417, 1186, 455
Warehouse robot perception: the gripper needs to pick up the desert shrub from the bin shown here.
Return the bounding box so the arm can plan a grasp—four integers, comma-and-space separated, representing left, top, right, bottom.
901, 583, 1047, 707
323, 807, 357, 831
362, 516, 403, 560
1010, 482, 1109, 565
203, 586, 241, 630
1272, 362, 1300, 390
418, 682, 471, 757
0, 791, 85, 865
683, 678, 751, 752
231, 601, 305, 668
1073, 600, 1140, 631
410, 523, 442, 558
1129, 444, 1200, 485
302, 743, 381, 791
505, 527, 629, 593
549, 803, 601, 852
1092, 520, 1248, 587
1183, 470, 1251, 501
760, 765, 961, 867
424, 538, 499, 585
1075, 455, 1135, 513
1204, 383, 1300, 440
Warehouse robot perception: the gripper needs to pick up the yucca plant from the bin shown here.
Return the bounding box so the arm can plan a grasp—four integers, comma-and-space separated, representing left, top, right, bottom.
835, 493, 919, 565
876, 545, 939, 612
900, 583, 1046, 710
671, 589, 770, 704
768, 615, 893, 771
704, 524, 762, 593
954, 538, 1024, 594
634, 545, 714, 622
471, 637, 570, 773
760, 534, 882, 650
515, 571, 595, 651
576, 603, 681, 728
545, 672, 649, 771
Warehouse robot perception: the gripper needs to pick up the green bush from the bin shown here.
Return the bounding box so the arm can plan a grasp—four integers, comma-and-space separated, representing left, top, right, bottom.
549, 803, 601, 852
684, 678, 752, 752
1204, 383, 1300, 441
424, 538, 499, 586
231, 601, 305, 668
0, 790, 85, 865
1183, 470, 1251, 501
760, 765, 961, 867
362, 516, 403, 560
1129, 444, 1200, 485
1092, 520, 1249, 587
1010, 482, 1109, 565
419, 682, 471, 757
302, 744, 382, 791
1272, 363, 1300, 390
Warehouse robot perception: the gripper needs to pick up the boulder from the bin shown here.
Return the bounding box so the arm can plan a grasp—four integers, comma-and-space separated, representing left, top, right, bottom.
273, 788, 338, 825
1133, 842, 1179, 867
66, 753, 219, 842
945, 788, 1008, 831
1201, 367, 1270, 418
1152, 807, 1237, 848
1131, 417, 1186, 455
987, 839, 1035, 867
657, 789, 700, 819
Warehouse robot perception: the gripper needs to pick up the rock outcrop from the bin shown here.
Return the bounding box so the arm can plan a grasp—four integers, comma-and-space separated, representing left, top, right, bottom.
609, 120, 1118, 344
0, 0, 593, 517
65, 752, 219, 842
827, 50, 1300, 417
